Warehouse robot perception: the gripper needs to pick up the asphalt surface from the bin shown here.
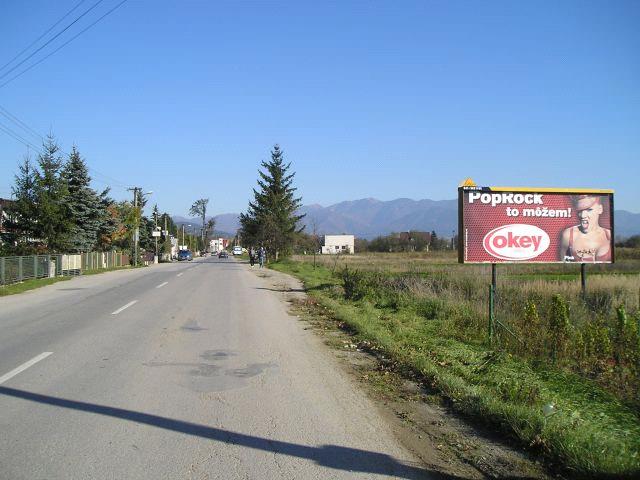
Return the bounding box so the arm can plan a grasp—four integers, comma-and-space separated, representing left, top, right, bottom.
0, 256, 430, 479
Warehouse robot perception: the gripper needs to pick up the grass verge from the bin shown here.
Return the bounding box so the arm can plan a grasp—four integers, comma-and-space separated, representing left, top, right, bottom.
81, 265, 136, 275
0, 265, 140, 295
271, 259, 640, 478
0, 276, 71, 296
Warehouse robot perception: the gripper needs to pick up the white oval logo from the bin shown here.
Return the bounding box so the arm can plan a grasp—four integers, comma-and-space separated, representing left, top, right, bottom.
482, 224, 550, 261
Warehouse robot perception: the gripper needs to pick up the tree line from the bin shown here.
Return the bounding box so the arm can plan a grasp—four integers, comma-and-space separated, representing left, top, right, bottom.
0, 135, 211, 260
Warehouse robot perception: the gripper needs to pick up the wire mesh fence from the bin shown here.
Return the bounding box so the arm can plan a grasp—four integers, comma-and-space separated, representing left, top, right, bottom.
0, 252, 130, 286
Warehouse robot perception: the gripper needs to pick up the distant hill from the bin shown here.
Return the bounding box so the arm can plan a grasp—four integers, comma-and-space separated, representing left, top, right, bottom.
173, 199, 640, 240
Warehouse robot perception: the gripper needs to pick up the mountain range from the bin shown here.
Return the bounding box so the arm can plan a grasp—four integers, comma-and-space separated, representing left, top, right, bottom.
173, 198, 640, 240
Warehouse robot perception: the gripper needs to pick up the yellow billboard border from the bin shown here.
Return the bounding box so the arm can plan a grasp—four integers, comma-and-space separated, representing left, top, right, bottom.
475, 186, 614, 194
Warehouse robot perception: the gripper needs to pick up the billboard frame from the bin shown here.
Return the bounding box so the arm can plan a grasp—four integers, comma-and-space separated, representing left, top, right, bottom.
458, 185, 615, 264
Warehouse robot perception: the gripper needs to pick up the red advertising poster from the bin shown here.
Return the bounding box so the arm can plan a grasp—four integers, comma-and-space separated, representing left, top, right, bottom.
458, 186, 614, 263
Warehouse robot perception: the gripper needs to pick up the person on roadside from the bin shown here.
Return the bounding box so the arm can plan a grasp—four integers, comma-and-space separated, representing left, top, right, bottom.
258, 246, 266, 268
559, 194, 612, 262
249, 247, 255, 267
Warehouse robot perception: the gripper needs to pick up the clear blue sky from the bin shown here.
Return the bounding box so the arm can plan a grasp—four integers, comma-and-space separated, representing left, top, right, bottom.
1, 0, 638, 216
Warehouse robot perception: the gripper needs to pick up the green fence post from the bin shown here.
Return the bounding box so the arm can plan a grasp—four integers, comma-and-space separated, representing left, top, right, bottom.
34, 255, 38, 278
18, 256, 23, 282
0, 257, 5, 284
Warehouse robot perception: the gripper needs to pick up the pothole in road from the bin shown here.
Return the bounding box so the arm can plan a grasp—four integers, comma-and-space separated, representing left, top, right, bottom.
181, 320, 208, 331
225, 362, 277, 378
201, 350, 237, 361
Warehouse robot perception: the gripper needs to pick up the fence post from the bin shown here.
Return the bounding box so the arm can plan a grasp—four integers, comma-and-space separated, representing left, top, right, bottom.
18, 256, 23, 282
0, 257, 5, 284
34, 255, 38, 278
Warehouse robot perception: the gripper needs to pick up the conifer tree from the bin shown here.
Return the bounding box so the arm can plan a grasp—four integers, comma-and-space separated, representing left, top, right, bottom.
34, 135, 71, 252
96, 189, 118, 250
3, 154, 39, 253
240, 144, 305, 261
62, 146, 103, 252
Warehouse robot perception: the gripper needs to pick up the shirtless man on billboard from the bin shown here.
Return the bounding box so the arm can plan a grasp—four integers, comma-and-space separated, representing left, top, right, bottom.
559, 195, 611, 262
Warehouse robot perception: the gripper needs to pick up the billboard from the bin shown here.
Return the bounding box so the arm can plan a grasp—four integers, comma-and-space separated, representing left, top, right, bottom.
458, 186, 614, 263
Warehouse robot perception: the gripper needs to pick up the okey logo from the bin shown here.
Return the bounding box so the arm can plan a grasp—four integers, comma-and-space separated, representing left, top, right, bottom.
482, 224, 550, 261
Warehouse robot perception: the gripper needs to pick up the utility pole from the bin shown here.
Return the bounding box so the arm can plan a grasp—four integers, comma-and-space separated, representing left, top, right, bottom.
127, 187, 153, 267
164, 215, 168, 260
154, 208, 158, 263
128, 187, 140, 267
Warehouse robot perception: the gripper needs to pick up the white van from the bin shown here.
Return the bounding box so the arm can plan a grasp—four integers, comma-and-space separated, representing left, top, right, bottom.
233, 246, 243, 256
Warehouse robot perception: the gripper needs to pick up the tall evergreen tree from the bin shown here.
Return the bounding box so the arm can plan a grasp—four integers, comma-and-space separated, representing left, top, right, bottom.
62, 146, 103, 252
240, 144, 305, 261
95, 189, 119, 250
189, 198, 209, 248
34, 135, 71, 252
3, 154, 39, 253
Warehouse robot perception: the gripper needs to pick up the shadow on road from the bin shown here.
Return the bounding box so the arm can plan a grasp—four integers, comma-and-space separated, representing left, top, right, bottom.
0, 386, 465, 479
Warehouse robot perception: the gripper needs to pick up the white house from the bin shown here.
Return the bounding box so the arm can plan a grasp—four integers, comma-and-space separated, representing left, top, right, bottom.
209, 238, 226, 253
321, 234, 355, 254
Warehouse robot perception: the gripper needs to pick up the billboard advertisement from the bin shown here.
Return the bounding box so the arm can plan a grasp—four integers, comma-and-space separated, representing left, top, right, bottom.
458, 186, 614, 263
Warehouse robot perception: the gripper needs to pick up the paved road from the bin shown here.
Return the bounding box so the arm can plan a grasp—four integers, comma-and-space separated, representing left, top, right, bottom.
0, 257, 429, 479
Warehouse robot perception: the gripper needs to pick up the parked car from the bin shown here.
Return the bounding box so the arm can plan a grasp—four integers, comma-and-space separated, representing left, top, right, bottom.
233, 246, 243, 256
177, 250, 193, 261
218, 251, 229, 259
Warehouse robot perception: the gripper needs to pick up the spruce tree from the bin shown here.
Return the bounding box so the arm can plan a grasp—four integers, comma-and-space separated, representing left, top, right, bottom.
3, 155, 39, 253
34, 135, 71, 252
96, 189, 118, 250
240, 144, 305, 261
62, 146, 103, 252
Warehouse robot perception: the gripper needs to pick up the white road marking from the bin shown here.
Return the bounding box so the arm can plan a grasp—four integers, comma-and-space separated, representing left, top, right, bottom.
0, 352, 53, 385
111, 300, 138, 315
176, 272, 183, 277
156, 282, 168, 289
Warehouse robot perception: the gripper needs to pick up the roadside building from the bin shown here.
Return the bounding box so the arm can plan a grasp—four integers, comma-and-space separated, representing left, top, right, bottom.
321, 234, 355, 254
0, 197, 15, 234
209, 238, 228, 253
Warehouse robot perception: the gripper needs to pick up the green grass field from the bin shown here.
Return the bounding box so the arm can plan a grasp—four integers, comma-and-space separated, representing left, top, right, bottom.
272, 252, 640, 477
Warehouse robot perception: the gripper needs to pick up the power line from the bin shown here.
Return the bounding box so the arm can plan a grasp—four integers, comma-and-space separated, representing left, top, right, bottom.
0, 0, 106, 81
0, 108, 129, 190
0, 0, 88, 75
0, 0, 128, 89
0, 121, 43, 153
0, 105, 43, 142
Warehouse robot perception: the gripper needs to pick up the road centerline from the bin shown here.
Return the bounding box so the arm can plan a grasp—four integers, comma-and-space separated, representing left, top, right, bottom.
156, 282, 168, 289
0, 352, 53, 385
111, 300, 138, 315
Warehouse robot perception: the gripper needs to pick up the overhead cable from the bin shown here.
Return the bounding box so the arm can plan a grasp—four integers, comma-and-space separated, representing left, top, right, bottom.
0, 0, 106, 81
0, 105, 43, 142
0, 0, 88, 75
0, 106, 129, 189
0, 0, 128, 89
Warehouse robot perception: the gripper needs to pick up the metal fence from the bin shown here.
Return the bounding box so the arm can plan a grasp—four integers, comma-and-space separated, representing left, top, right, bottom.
0, 251, 130, 286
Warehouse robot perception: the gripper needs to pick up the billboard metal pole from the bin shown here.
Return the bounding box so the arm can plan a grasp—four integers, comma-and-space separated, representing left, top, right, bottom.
489, 263, 496, 344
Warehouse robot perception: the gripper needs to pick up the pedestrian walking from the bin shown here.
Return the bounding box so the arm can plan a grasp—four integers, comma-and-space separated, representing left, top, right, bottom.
249, 247, 255, 267
259, 246, 266, 268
